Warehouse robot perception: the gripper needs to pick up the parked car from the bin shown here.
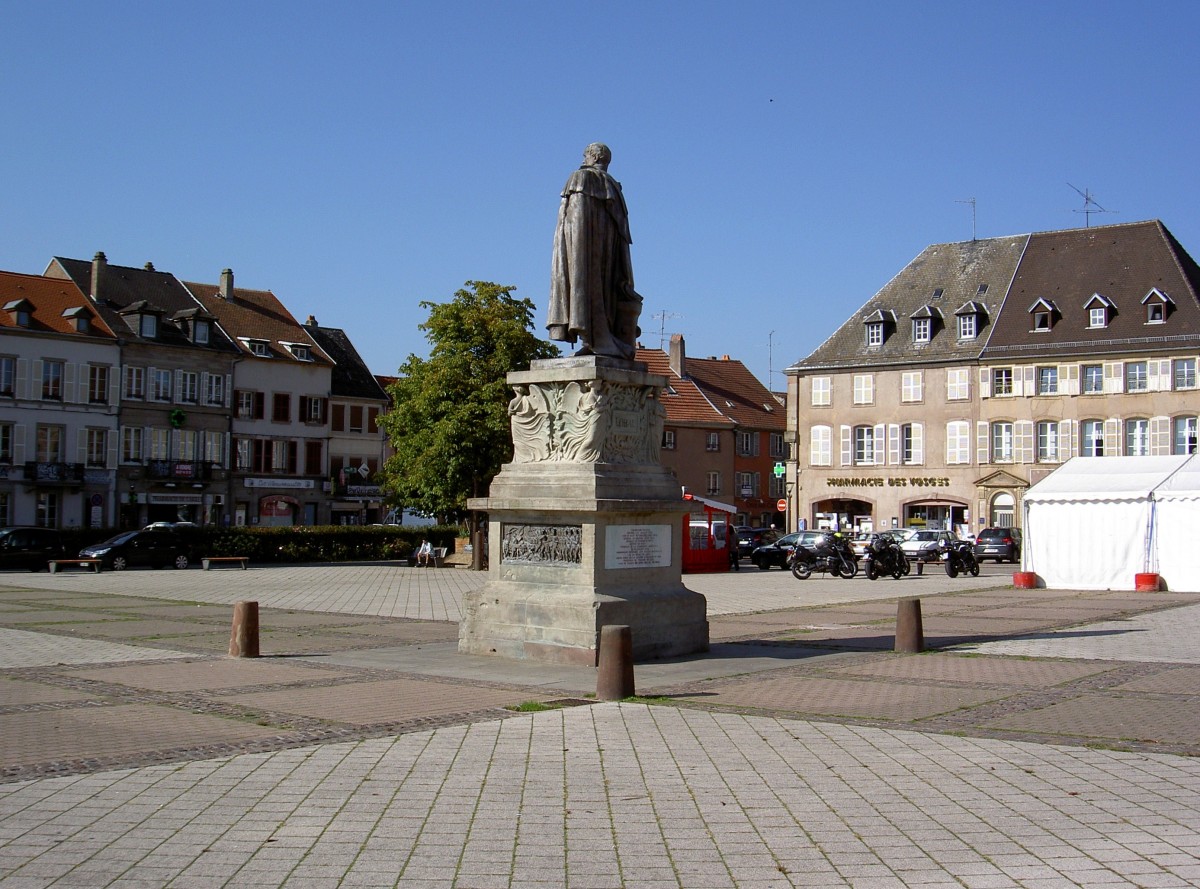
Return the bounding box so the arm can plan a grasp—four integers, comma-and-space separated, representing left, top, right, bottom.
0, 527, 67, 571
79, 529, 191, 571
849, 532, 875, 557
900, 529, 959, 562
974, 527, 1022, 563
750, 530, 825, 570
735, 526, 778, 559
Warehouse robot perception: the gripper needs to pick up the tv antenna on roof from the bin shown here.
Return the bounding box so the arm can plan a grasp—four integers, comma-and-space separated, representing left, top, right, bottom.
956, 198, 976, 240
1068, 184, 1116, 228
652, 310, 682, 349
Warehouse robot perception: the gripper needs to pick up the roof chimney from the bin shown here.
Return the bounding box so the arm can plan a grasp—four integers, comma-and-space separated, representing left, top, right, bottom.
305, 314, 318, 327
219, 268, 234, 301
144, 262, 155, 271
90, 252, 106, 301
669, 333, 686, 378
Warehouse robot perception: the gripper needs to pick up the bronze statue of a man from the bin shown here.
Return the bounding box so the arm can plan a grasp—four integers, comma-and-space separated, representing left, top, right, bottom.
547, 143, 642, 360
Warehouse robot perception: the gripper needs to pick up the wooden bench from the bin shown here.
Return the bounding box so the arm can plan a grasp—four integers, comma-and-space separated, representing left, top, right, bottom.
202, 556, 249, 570
49, 559, 103, 574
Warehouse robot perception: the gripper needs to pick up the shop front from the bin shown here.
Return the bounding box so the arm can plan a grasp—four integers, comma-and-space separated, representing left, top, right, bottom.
242, 478, 317, 527
804, 472, 973, 535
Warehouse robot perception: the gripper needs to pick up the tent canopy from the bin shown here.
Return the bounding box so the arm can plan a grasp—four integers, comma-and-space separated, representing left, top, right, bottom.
1023, 455, 1191, 504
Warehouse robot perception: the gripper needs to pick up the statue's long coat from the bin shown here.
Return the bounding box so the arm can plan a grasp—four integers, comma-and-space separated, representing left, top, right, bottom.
547, 165, 634, 354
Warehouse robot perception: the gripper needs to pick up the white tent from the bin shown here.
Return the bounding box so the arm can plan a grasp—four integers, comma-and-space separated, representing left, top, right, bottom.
1150, 455, 1200, 591
1022, 455, 1200, 591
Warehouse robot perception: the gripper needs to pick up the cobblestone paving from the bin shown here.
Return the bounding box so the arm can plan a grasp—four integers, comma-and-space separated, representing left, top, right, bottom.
1, 704, 1199, 888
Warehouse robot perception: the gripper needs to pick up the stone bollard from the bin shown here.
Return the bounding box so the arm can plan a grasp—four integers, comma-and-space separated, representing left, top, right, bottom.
895, 597, 924, 653
596, 624, 635, 701
229, 601, 260, 658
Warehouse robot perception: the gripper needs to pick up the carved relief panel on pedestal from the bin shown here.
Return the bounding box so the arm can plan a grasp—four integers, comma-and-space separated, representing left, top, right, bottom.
508, 380, 664, 465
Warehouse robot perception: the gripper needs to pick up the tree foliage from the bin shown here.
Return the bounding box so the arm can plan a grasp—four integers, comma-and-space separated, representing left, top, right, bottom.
378, 281, 559, 521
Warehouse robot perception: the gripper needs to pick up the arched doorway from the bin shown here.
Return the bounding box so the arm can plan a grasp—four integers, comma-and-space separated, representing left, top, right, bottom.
259, 495, 300, 527
989, 492, 1015, 527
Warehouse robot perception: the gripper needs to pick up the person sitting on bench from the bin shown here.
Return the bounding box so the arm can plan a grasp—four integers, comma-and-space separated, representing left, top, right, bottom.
416, 539, 433, 567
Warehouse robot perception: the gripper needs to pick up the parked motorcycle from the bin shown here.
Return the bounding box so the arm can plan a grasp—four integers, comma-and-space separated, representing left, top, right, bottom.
939, 537, 980, 578
863, 534, 910, 580
790, 531, 859, 580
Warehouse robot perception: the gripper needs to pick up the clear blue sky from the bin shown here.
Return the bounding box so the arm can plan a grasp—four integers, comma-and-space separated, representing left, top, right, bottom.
5, 2, 1199, 392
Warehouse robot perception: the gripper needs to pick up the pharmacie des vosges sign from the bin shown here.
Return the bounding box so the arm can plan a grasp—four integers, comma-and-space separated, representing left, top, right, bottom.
825, 476, 951, 488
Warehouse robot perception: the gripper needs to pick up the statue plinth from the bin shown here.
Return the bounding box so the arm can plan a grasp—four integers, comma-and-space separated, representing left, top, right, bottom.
458, 357, 709, 665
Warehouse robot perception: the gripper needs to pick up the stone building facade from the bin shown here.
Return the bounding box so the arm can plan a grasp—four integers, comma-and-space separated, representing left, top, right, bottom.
785, 220, 1200, 535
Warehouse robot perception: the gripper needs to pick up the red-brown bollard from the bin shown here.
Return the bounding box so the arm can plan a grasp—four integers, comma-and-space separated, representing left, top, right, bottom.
472, 529, 485, 571
895, 597, 924, 653
229, 601, 260, 658
596, 625, 635, 701
1135, 572, 1161, 592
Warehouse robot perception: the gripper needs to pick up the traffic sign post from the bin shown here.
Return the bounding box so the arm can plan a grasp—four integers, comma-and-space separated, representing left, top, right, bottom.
776, 499, 787, 512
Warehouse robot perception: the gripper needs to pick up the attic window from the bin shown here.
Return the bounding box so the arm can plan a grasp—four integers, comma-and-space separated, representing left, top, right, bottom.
4, 299, 32, 327
1141, 288, 1172, 325
977, 284, 989, 295
1028, 298, 1056, 332
286, 343, 312, 361
139, 315, 157, 338
1033, 312, 1051, 331
241, 338, 270, 357
1084, 294, 1114, 329
912, 317, 931, 343
61, 306, 91, 333
866, 321, 884, 347
762, 403, 774, 412
932, 288, 944, 299
194, 319, 210, 344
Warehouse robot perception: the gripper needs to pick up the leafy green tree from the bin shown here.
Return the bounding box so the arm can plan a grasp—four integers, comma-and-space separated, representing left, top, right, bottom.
379, 281, 559, 522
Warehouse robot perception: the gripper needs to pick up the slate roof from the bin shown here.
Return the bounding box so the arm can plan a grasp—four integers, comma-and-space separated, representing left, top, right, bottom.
48, 257, 239, 353
636, 348, 781, 430
789, 234, 1028, 372
182, 281, 333, 367
0, 271, 117, 339
303, 324, 388, 400
984, 220, 1200, 359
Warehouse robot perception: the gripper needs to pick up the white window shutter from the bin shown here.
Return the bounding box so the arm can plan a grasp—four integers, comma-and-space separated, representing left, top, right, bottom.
1148, 360, 1171, 392
1011, 367, 1023, 397
15, 359, 29, 400
873, 423, 885, 465
1059, 420, 1076, 459
809, 428, 821, 466
1103, 362, 1124, 394
109, 368, 119, 404
1104, 418, 1122, 455
978, 368, 991, 398
1062, 364, 1079, 395
171, 427, 181, 460
174, 369, 183, 404
887, 424, 900, 465
107, 430, 118, 469
1022, 366, 1036, 397
64, 363, 77, 403
76, 428, 87, 463
977, 421, 990, 464
13, 424, 26, 463
1150, 416, 1171, 455
1016, 421, 1035, 463
840, 425, 852, 467
911, 423, 924, 464
32, 360, 42, 398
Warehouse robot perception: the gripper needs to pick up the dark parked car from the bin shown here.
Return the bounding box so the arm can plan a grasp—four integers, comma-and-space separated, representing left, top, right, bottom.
0, 527, 66, 571
750, 530, 826, 570
974, 527, 1022, 563
735, 526, 778, 559
79, 529, 191, 571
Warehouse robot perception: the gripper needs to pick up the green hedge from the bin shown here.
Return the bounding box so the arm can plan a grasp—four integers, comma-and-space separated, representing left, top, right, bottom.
63, 525, 459, 565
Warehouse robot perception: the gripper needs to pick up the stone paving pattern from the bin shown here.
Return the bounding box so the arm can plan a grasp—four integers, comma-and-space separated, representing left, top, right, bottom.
1, 563, 1199, 886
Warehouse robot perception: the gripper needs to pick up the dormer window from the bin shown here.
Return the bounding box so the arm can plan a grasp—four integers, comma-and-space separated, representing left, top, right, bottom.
910, 305, 941, 344
140, 315, 157, 337
862, 308, 894, 348
1084, 294, 1114, 329
246, 339, 270, 357
1028, 298, 1057, 332
283, 342, 312, 361
61, 306, 91, 334
954, 301, 986, 341
1141, 288, 1173, 325
4, 299, 33, 328
194, 319, 210, 344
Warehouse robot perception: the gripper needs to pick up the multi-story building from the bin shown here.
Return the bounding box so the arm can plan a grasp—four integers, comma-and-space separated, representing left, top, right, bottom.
0, 271, 121, 528
46, 254, 239, 527
183, 271, 334, 527
785, 220, 1200, 535
302, 317, 390, 524
639, 334, 787, 528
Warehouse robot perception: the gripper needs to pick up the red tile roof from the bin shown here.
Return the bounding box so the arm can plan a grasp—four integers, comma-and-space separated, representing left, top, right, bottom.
183, 281, 332, 366
0, 271, 117, 338
637, 347, 782, 429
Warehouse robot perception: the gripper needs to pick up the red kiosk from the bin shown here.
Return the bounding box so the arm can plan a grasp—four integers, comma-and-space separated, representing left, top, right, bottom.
681, 493, 736, 573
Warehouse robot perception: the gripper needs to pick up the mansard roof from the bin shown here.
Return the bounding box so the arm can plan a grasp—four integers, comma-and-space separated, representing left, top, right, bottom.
636, 347, 783, 431
984, 220, 1200, 361
789, 234, 1027, 373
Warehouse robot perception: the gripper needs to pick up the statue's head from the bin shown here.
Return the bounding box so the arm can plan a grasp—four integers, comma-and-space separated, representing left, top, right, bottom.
583, 142, 611, 170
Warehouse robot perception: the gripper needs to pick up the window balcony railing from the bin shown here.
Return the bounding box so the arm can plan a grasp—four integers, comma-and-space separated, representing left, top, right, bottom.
24, 462, 85, 484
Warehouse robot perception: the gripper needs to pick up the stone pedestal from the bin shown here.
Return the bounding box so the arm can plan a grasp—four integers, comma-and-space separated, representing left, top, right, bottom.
458, 356, 709, 665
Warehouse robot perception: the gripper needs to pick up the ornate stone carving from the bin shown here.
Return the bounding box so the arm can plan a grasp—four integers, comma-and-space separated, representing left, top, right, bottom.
501, 524, 583, 565
509, 379, 664, 465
